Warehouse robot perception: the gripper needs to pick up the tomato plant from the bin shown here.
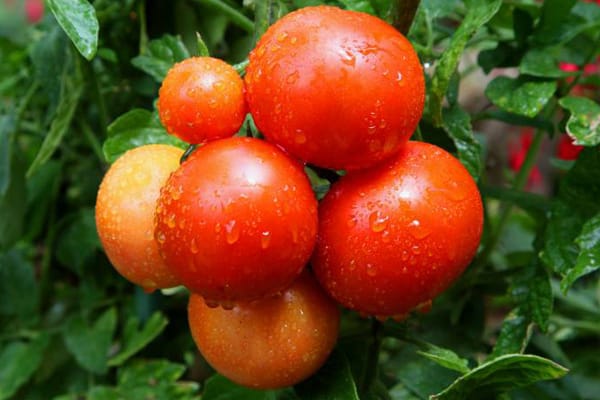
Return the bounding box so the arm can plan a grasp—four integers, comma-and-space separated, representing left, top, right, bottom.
187, 270, 340, 389
2, 1, 600, 399
158, 57, 246, 144
155, 136, 318, 304
95, 144, 183, 290
245, 5, 425, 170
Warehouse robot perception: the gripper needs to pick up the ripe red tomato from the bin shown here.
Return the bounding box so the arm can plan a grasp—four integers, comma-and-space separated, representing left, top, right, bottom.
245, 5, 425, 171
312, 141, 483, 317
95, 144, 183, 290
155, 137, 318, 304
157, 57, 246, 144
188, 270, 340, 389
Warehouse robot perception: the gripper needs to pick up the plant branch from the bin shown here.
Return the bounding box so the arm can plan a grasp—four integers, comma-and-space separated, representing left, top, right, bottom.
192, 0, 254, 33
359, 319, 384, 397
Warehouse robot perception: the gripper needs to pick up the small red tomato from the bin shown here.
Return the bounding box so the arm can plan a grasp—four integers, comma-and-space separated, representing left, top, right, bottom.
245, 6, 425, 171
155, 137, 318, 303
158, 57, 246, 144
312, 141, 483, 317
188, 270, 340, 389
95, 144, 183, 291
556, 134, 583, 161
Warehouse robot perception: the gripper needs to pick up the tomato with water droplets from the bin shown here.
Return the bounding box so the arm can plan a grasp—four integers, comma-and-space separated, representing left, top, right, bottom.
312, 141, 483, 317
158, 57, 246, 144
245, 5, 425, 171
155, 137, 318, 303
188, 270, 340, 389
95, 144, 183, 291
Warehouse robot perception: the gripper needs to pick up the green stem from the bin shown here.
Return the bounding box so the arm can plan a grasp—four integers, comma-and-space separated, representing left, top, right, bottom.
233, 59, 249, 76
138, 0, 149, 54
79, 120, 106, 164
359, 319, 384, 397
393, 0, 421, 35
83, 60, 109, 136
192, 0, 254, 33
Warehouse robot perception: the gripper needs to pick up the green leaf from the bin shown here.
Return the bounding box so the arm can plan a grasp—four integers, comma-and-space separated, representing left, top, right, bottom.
339, 0, 376, 15
118, 359, 187, 387
542, 148, 600, 278
55, 208, 101, 275
103, 109, 186, 163
0, 335, 50, 400
442, 105, 481, 179
485, 76, 556, 118
131, 34, 190, 83
27, 68, 83, 177
0, 248, 39, 321
430, 0, 502, 125
108, 312, 169, 367
47, 0, 99, 60
532, 0, 577, 40
63, 307, 117, 374
304, 167, 331, 200
0, 114, 14, 196
432, 354, 568, 400
417, 344, 470, 374
196, 33, 210, 57
489, 310, 532, 360
520, 47, 573, 79
295, 350, 360, 400
511, 262, 553, 331
561, 212, 600, 291
202, 374, 277, 400
558, 96, 600, 146
0, 156, 25, 250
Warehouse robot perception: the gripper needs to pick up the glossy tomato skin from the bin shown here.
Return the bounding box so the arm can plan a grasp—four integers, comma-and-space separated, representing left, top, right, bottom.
158, 57, 246, 144
312, 141, 483, 317
155, 137, 318, 303
95, 144, 183, 290
188, 270, 340, 389
245, 5, 425, 171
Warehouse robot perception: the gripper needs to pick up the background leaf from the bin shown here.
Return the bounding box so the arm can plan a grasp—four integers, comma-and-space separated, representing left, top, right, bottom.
485, 76, 556, 118
558, 97, 600, 146
103, 109, 186, 163
131, 34, 191, 83
47, 0, 99, 60
0, 335, 50, 400
295, 350, 360, 400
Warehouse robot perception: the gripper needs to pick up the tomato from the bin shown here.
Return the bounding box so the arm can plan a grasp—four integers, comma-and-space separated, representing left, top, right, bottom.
95, 144, 183, 290
155, 137, 318, 303
312, 141, 483, 318
157, 57, 246, 144
245, 5, 425, 171
187, 270, 340, 389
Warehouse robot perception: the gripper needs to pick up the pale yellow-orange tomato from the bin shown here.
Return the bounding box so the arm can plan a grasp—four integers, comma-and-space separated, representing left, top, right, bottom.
95, 144, 183, 290
188, 271, 340, 389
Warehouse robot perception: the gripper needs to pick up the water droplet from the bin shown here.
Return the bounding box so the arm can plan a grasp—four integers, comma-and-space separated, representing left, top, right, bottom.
276, 32, 288, 42
381, 230, 391, 243
205, 299, 219, 308
156, 231, 166, 244
347, 217, 357, 228
338, 49, 356, 67
407, 219, 430, 239
286, 70, 299, 84
261, 231, 271, 249
221, 301, 235, 310
225, 220, 240, 244
411, 245, 421, 255
214, 223, 222, 233
401, 251, 409, 261
366, 263, 377, 277
367, 125, 377, 135
290, 36, 298, 44
190, 238, 199, 254
396, 71, 404, 85
369, 211, 389, 232
294, 129, 307, 144
213, 81, 225, 91
291, 226, 299, 243
379, 120, 387, 129
166, 213, 176, 228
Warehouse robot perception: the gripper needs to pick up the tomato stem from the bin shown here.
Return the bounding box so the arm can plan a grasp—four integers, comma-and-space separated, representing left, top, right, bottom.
359, 318, 384, 396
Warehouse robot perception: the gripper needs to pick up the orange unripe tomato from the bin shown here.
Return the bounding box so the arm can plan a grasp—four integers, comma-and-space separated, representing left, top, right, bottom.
158, 57, 246, 144
95, 144, 183, 290
245, 5, 425, 171
188, 271, 340, 389
312, 141, 483, 318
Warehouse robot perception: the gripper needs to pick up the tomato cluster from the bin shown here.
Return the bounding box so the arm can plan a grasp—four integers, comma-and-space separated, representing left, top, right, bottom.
95, 5, 483, 390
